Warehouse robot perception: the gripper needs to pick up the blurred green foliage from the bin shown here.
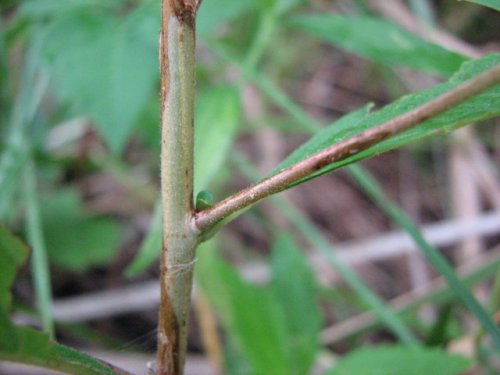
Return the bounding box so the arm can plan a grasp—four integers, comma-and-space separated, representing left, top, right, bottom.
0, 0, 498, 373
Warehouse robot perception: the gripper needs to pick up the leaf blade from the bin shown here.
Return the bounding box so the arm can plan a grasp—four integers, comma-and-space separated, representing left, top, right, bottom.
289, 14, 468, 77
196, 242, 290, 375
324, 345, 472, 375
273, 53, 500, 186
271, 235, 322, 375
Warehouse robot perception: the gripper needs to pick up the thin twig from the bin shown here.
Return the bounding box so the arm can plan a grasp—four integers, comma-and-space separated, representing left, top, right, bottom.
194, 64, 500, 233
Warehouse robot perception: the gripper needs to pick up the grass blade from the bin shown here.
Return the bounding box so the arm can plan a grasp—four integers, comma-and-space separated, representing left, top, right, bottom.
24, 156, 54, 338
234, 152, 418, 346
348, 164, 500, 348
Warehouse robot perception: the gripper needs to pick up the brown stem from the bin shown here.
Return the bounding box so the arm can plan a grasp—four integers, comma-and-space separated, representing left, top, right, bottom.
194, 64, 500, 233
157, 1, 198, 374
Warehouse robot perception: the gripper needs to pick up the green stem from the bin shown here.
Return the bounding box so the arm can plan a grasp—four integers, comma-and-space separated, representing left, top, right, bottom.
233, 152, 418, 345
194, 64, 500, 232
157, 1, 200, 374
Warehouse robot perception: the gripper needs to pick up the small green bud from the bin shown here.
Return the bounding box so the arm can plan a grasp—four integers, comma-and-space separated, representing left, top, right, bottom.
195, 190, 214, 211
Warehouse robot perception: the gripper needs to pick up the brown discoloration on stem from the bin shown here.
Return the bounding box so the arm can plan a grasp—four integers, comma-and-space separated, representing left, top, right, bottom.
194, 64, 500, 233
168, 0, 202, 25
158, 257, 180, 375
158, 0, 198, 374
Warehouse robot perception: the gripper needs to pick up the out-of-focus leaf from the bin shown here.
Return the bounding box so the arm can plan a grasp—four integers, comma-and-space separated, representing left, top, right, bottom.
0, 326, 122, 375
271, 235, 322, 375
126, 86, 240, 276
277, 0, 307, 13
194, 86, 241, 192
0, 308, 18, 351
125, 201, 161, 277
28, 2, 159, 152
20, 0, 124, 17
0, 225, 121, 374
0, 226, 28, 349
272, 105, 372, 174
273, 54, 500, 187
41, 189, 120, 272
0, 226, 29, 310
196, 242, 290, 375
463, 0, 500, 11
323, 345, 472, 375
289, 14, 467, 77
0, 16, 7, 116
197, 0, 256, 36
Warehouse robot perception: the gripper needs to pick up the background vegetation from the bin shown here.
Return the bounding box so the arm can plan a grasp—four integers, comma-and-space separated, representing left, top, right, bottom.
0, 0, 499, 374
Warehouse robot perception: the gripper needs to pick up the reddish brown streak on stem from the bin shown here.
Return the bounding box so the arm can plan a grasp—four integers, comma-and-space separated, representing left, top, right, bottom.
158, 0, 200, 373
194, 64, 500, 233
169, 0, 198, 24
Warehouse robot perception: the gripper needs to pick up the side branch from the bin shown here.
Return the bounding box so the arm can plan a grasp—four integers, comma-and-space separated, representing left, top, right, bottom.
194, 64, 500, 233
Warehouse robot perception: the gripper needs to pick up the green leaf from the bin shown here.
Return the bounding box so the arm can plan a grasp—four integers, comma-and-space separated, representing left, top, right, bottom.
126, 86, 240, 275
273, 53, 500, 186
0, 226, 28, 350
197, 0, 257, 36
125, 200, 162, 277
0, 308, 18, 351
277, 0, 306, 13
32, 2, 159, 152
196, 241, 290, 375
324, 345, 472, 375
272, 105, 372, 173
0, 224, 123, 374
0, 326, 122, 375
270, 235, 322, 375
463, 0, 500, 11
289, 14, 468, 77
20, 0, 124, 17
194, 86, 241, 192
349, 164, 500, 348
0, 226, 29, 311
195, 190, 214, 211
41, 189, 120, 272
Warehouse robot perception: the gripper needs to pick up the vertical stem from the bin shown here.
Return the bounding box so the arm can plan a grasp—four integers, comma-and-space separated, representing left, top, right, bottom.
157, 1, 198, 374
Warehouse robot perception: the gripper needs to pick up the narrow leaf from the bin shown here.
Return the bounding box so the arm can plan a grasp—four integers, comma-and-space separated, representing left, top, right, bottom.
125, 201, 162, 276
324, 345, 472, 375
289, 14, 468, 77
0, 225, 126, 374
0, 326, 126, 375
196, 242, 290, 375
271, 235, 322, 375
194, 86, 241, 192
0, 226, 29, 310
349, 164, 500, 348
463, 0, 500, 11
273, 53, 500, 186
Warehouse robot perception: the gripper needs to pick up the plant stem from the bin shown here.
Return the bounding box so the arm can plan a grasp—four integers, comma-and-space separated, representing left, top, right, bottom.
157, 1, 199, 374
194, 64, 500, 233
233, 152, 418, 345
